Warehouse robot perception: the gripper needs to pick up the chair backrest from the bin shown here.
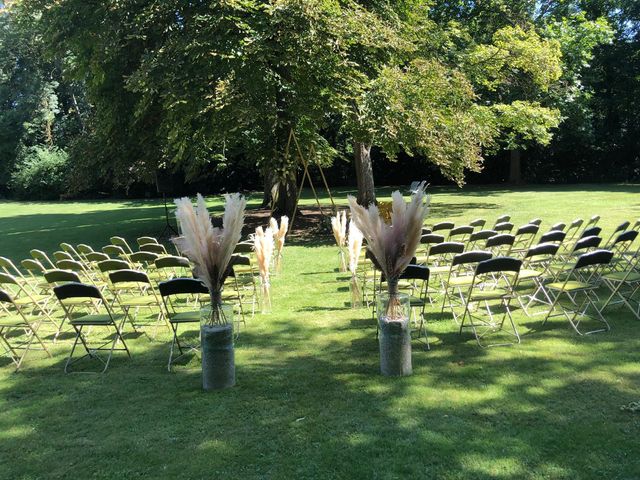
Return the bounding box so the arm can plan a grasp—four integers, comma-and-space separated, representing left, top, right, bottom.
54, 282, 103, 301
97, 259, 130, 273
109, 269, 151, 285
231, 254, 251, 267
130, 251, 160, 265
158, 278, 209, 297
21, 259, 45, 274
525, 242, 559, 259
516, 224, 539, 236
0, 272, 19, 286
399, 265, 429, 281
565, 218, 584, 240
0, 256, 22, 277
155, 256, 190, 269
494, 222, 514, 233
234, 242, 253, 254
476, 257, 522, 275
44, 269, 82, 284
137, 236, 159, 246
574, 249, 613, 270
0, 288, 13, 304
584, 214, 600, 228
528, 218, 542, 226
432, 221, 455, 232
53, 251, 74, 262
612, 230, 638, 246
580, 226, 602, 239
539, 230, 566, 244
469, 218, 486, 229
140, 243, 168, 254
110, 236, 133, 253
102, 245, 127, 257
421, 233, 445, 245
85, 252, 110, 263
429, 241, 465, 256
448, 226, 473, 238
573, 235, 602, 253
613, 221, 631, 234
56, 259, 85, 272
452, 251, 492, 266
550, 222, 566, 232
77, 244, 95, 255
30, 249, 55, 268
486, 234, 515, 248
60, 243, 80, 258
494, 215, 511, 227
421, 227, 432, 236
469, 230, 498, 243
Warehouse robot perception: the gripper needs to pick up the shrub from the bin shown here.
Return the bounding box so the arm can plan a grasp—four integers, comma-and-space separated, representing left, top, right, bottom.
10, 145, 69, 200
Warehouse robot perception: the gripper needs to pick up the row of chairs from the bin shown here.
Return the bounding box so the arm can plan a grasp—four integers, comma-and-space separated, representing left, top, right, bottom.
353, 214, 640, 348
0, 235, 261, 372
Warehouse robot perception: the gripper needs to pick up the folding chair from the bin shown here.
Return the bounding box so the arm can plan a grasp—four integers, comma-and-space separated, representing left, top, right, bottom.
441, 251, 493, 324
458, 257, 522, 347
137, 236, 160, 247
609, 230, 638, 264
30, 249, 56, 269
54, 283, 130, 373
528, 218, 542, 226
432, 221, 455, 234
416, 233, 446, 262
129, 251, 160, 275
158, 278, 209, 371
56, 259, 93, 283
562, 218, 584, 250
140, 243, 169, 255
599, 247, 640, 321
467, 230, 498, 250
550, 222, 566, 232
494, 222, 514, 233
516, 242, 560, 314
0, 289, 51, 370
108, 269, 168, 336
102, 245, 129, 261
43, 269, 88, 339
510, 224, 540, 256
0, 272, 56, 326
485, 234, 515, 257
154, 255, 192, 281
110, 236, 134, 254
0, 256, 39, 293
539, 229, 566, 245
469, 218, 486, 230
421, 227, 432, 236
60, 242, 83, 261
19, 259, 49, 293
579, 226, 602, 240
448, 226, 474, 243
53, 251, 74, 263
76, 244, 95, 260
603, 221, 632, 249
493, 215, 511, 228
226, 254, 257, 324
542, 250, 614, 335
420, 242, 465, 302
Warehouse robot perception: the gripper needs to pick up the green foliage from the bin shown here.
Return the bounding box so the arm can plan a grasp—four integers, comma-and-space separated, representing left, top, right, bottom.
10, 145, 69, 199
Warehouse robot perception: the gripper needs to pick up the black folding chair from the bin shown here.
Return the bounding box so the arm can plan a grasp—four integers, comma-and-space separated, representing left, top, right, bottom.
54, 282, 130, 373
542, 250, 614, 335
485, 234, 515, 257
511, 224, 540, 256
603, 221, 631, 249
467, 230, 498, 250
158, 278, 209, 371
458, 257, 522, 347
599, 247, 640, 321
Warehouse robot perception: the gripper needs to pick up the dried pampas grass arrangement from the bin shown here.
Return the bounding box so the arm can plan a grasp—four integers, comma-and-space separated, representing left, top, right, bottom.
348, 183, 430, 318
347, 221, 364, 308
173, 193, 246, 324
331, 210, 348, 272
269, 216, 289, 274
253, 226, 274, 313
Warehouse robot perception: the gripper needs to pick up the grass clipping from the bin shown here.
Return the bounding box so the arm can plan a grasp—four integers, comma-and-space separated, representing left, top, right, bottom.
173, 193, 246, 325
348, 183, 430, 319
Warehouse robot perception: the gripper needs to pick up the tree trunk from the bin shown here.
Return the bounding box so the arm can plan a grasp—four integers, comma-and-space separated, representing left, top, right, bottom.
262, 169, 276, 208
354, 141, 376, 206
508, 149, 522, 184
272, 173, 298, 219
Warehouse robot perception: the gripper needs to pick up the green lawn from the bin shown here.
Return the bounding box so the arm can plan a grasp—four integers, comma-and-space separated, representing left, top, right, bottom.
1, 184, 640, 479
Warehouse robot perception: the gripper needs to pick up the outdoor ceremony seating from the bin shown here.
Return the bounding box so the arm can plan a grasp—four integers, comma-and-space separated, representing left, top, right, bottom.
54, 282, 131, 373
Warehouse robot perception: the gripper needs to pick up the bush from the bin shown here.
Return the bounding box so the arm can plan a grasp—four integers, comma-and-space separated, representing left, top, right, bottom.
10, 146, 69, 200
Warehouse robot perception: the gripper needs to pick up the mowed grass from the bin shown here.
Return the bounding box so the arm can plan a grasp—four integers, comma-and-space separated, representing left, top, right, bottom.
1, 184, 639, 479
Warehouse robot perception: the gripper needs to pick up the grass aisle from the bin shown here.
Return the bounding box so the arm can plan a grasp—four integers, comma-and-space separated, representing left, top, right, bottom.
1, 185, 639, 479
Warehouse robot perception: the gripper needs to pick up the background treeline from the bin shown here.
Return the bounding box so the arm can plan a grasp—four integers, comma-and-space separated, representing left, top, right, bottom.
0, 1, 638, 202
